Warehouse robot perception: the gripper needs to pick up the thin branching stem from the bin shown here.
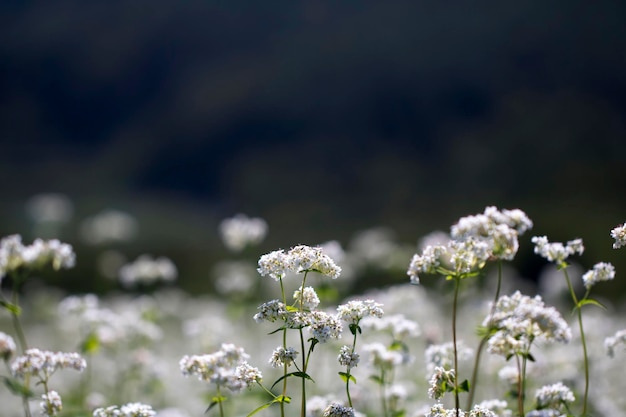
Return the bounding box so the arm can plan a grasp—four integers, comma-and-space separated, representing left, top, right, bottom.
452, 276, 461, 417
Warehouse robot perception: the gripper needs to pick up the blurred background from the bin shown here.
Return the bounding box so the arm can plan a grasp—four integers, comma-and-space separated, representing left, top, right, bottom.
1, 0, 625, 299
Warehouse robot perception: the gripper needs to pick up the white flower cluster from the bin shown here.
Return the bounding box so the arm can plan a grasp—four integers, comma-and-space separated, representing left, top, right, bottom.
425, 341, 473, 375
81, 209, 138, 245
118, 255, 177, 288
475, 399, 511, 417
426, 403, 497, 417
306, 311, 343, 343
219, 213, 268, 252
253, 299, 287, 323
362, 342, 408, 369
408, 206, 532, 283
361, 314, 420, 340
58, 294, 163, 348
531, 236, 584, 265
11, 349, 86, 379
93, 402, 156, 417
534, 381, 575, 410
179, 343, 261, 391
294, 286, 321, 310
337, 299, 384, 324
258, 245, 341, 280
610, 222, 626, 249
323, 402, 355, 417
604, 329, 626, 357
40, 390, 63, 417
0, 234, 75, 280
0, 331, 16, 360
428, 366, 455, 400
337, 345, 359, 369
484, 291, 571, 358
269, 346, 298, 368
581, 261, 615, 289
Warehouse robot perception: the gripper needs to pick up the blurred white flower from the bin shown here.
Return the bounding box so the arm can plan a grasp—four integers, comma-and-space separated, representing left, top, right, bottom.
0, 234, 75, 279
219, 213, 267, 252
40, 390, 63, 417
26, 193, 74, 223
581, 262, 615, 290
81, 209, 138, 245
532, 236, 584, 265
212, 260, 256, 296
119, 255, 177, 288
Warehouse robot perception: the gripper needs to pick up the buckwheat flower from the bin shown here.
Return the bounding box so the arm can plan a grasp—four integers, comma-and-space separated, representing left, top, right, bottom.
535, 382, 575, 410
39, 390, 63, 416
269, 346, 298, 368
489, 224, 520, 261
501, 208, 533, 234
524, 410, 562, 417
253, 299, 287, 323
337, 299, 384, 324
0, 331, 16, 360
468, 404, 496, 417
363, 342, 406, 369
532, 236, 584, 265
361, 314, 420, 340
234, 361, 262, 389
323, 402, 355, 417
448, 237, 490, 274
11, 349, 86, 379
257, 249, 290, 280
26, 193, 74, 224
219, 213, 268, 252
581, 262, 615, 289
93, 402, 156, 417
476, 399, 511, 417
407, 244, 446, 284
428, 366, 456, 400
118, 255, 177, 287
81, 209, 138, 245
308, 311, 343, 343
338, 345, 360, 369
294, 286, 320, 310
604, 329, 626, 357
426, 403, 465, 417
288, 245, 342, 279
425, 341, 473, 375
611, 222, 626, 249
498, 365, 519, 388
0, 235, 75, 277
179, 343, 250, 386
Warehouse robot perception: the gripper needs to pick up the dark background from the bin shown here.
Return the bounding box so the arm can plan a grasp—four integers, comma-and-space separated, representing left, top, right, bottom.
1, 1, 625, 298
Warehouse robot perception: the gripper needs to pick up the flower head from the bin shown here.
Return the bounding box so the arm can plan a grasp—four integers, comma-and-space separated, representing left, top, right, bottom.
337, 299, 384, 325
337, 345, 359, 369
93, 402, 155, 417
535, 382, 575, 410
531, 236, 584, 265
605, 329, 626, 357
0, 332, 16, 361
323, 403, 355, 417
287, 245, 341, 278
294, 287, 320, 310
269, 346, 298, 368
428, 366, 456, 400
611, 222, 626, 249
0, 235, 75, 279
179, 343, 253, 391
40, 390, 63, 417
118, 255, 177, 288
11, 349, 86, 379
219, 214, 268, 252
581, 262, 615, 289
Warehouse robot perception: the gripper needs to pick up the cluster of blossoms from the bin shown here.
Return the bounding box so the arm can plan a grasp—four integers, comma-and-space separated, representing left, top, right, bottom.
531, 236, 584, 265
11, 348, 86, 379
0, 234, 75, 280
337, 299, 384, 324
426, 403, 497, 417
408, 207, 532, 283
322, 402, 355, 417
179, 343, 262, 392
118, 254, 178, 288
40, 390, 63, 417
362, 342, 409, 369
581, 261, 615, 289
80, 209, 138, 245
428, 366, 456, 400
269, 346, 298, 368
361, 314, 420, 340
610, 222, 626, 249
218, 213, 268, 252
294, 286, 321, 310
483, 291, 571, 358
0, 331, 16, 360
425, 341, 473, 375
258, 245, 341, 280
253, 299, 288, 323
92, 402, 156, 417
534, 381, 575, 411
604, 329, 626, 357
337, 345, 359, 369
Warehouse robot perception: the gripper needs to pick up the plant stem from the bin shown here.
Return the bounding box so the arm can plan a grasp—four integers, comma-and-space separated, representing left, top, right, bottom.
452, 277, 461, 417
515, 355, 524, 417
562, 268, 589, 416
467, 261, 502, 409
299, 272, 308, 417
345, 329, 358, 407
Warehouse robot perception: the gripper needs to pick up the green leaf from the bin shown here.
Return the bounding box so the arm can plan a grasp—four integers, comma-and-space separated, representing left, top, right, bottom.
285, 305, 299, 312
457, 379, 470, 393
2, 376, 33, 397
338, 371, 357, 384
391, 411, 406, 417
270, 372, 315, 390
80, 332, 100, 354
349, 323, 361, 335
577, 298, 607, 310
369, 375, 384, 385
0, 300, 21, 315
246, 400, 275, 417
268, 326, 286, 335
205, 395, 227, 413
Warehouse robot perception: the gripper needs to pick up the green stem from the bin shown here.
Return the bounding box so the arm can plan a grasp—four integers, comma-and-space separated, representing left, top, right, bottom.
299, 272, 308, 417
562, 268, 589, 416
380, 368, 388, 417
345, 328, 359, 407
467, 261, 502, 409
515, 355, 523, 417
216, 385, 225, 417
279, 278, 287, 417
452, 277, 461, 417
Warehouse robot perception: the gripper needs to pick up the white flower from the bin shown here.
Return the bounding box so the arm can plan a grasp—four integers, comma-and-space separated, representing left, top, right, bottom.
234, 362, 262, 388
253, 299, 287, 323
269, 346, 298, 368
535, 382, 575, 410
40, 390, 62, 416
337, 300, 384, 324
118, 255, 177, 287
93, 403, 156, 417
257, 250, 290, 280
610, 222, 626, 249
337, 345, 359, 369
219, 214, 268, 252
287, 245, 341, 279
428, 366, 456, 400
407, 245, 446, 284
323, 403, 355, 417
0, 331, 16, 360
81, 210, 138, 245
11, 349, 86, 379
531, 236, 584, 264
0, 235, 75, 278
26, 193, 74, 224
582, 262, 615, 289
363, 342, 407, 369
476, 399, 511, 417
468, 404, 496, 417
308, 311, 343, 343
425, 341, 472, 375
605, 329, 626, 357
294, 287, 320, 310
